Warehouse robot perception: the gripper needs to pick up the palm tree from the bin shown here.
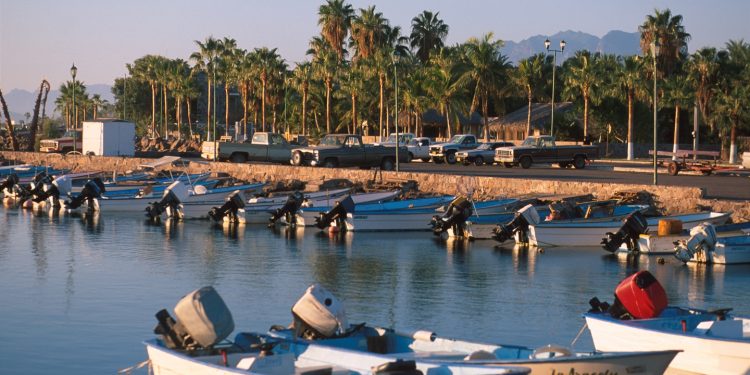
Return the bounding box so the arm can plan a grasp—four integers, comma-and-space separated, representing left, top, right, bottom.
128, 55, 161, 137
350, 5, 387, 60
410, 11, 449, 64
687, 48, 724, 133
562, 50, 604, 141
715, 39, 750, 163
310, 45, 339, 134
218, 38, 239, 135
514, 54, 546, 137
190, 36, 221, 140
169, 60, 192, 139
340, 64, 365, 133
663, 74, 694, 159
613, 56, 648, 159
90, 94, 104, 119
291, 62, 313, 135
0, 88, 18, 150
237, 50, 258, 137
318, 0, 354, 60
460, 32, 509, 141
425, 48, 466, 138
639, 8, 691, 77
254, 47, 284, 132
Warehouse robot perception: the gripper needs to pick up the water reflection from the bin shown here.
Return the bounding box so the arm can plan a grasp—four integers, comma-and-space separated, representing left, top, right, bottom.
494, 244, 539, 277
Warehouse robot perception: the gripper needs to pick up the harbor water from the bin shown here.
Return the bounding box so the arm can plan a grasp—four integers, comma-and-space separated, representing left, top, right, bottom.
1, 206, 749, 374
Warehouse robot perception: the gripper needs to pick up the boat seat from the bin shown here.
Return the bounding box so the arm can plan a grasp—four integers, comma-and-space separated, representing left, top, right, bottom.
694, 319, 744, 339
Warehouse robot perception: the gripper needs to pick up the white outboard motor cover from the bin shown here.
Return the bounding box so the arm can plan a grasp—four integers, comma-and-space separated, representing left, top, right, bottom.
173, 286, 235, 348
292, 284, 348, 338
192, 184, 208, 195
518, 204, 540, 226
165, 181, 190, 202
675, 222, 718, 263
52, 175, 72, 197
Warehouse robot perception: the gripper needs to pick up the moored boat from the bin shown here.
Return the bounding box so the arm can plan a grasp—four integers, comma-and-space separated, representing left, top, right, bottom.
616, 221, 750, 256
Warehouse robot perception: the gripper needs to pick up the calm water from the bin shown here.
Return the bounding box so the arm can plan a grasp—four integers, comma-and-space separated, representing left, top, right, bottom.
1, 206, 749, 374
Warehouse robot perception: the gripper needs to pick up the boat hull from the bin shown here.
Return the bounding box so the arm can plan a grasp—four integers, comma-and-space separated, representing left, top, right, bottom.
585, 313, 750, 375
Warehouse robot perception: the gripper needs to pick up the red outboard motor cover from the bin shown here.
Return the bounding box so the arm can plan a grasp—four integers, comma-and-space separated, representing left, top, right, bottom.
614, 271, 667, 319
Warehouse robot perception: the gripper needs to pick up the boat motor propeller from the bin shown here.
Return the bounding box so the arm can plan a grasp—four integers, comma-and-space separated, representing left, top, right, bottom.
268, 191, 304, 227
601, 211, 649, 253
674, 222, 717, 263
430, 196, 474, 236
492, 204, 540, 243
145, 181, 190, 220
66, 178, 106, 211
208, 190, 246, 223
315, 195, 355, 230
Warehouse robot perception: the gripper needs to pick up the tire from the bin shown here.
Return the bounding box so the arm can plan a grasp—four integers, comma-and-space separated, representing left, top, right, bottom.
407, 152, 414, 163
322, 158, 338, 168
573, 155, 586, 169
230, 153, 248, 163
474, 157, 484, 166
520, 156, 532, 169
558, 162, 570, 169
433, 158, 444, 164
291, 151, 303, 166
503, 162, 514, 168
380, 157, 395, 171
421, 157, 431, 162
446, 151, 457, 164
668, 161, 680, 176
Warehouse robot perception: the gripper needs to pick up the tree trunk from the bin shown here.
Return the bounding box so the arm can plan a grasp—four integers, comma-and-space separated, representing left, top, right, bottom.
0, 88, 19, 150
163, 85, 168, 137
224, 84, 230, 136
482, 95, 489, 141
175, 96, 181, 139
378, 74, 384, 141
729, 122, 738, 164
352, 94, 357, 135
445, 105, 452, 139
261, 80, 266, 132
302, 88, 308, 135
325, 77, 331, 134
151, 82, 157, 138
583, 95, 589, 142
525, 89, 532, 137
28, 80, 50, 151
627, 92, 634, 160
187, 98, 193, 138
672, 105, 680, 161
206, 78, 212, 140
241, 85, 248, 138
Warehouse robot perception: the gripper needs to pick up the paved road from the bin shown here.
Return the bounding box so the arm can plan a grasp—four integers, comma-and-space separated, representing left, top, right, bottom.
394, 162, 750, 201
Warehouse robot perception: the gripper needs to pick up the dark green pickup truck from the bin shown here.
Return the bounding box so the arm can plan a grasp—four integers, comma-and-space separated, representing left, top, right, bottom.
201, 132, 300, 163
290, 134, 409, 170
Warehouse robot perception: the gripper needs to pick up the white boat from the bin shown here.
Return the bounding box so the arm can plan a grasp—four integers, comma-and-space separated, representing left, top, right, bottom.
242, 188, 353, 224
617, 221, 750, 256
526, 212, 731, 248
586, 307, 750, 375
284, 190, 402, 227
146, 286, 529, 375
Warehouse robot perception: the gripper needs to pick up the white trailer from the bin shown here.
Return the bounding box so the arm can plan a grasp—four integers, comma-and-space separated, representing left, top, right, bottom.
82, 119, 135, 156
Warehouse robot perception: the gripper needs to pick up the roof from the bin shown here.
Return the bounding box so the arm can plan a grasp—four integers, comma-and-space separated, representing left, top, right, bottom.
421, 109, 484, 127
488, 102, 573, 131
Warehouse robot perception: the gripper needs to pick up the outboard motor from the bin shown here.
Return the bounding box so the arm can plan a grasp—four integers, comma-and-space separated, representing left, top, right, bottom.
27, 172, 51, 200
145, 181, 190, 220
315, 195, 355, 230
291, 284, 348, 340
430, 196, 474, 236
208, 190, 246, 223
32, 175, 72, 209
268, 191, 304, 227
154, 286, 235, 350
0, 173, 19, 197
588, 270, 667, 320
492, 204, 540, 243
66, 178, 106, 211
674, 222, 718, 263
601, 211, 649, 253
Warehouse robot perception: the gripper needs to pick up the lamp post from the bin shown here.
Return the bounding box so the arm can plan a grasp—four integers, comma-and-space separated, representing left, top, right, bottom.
651, 40, 660, 185
212, 61, 217, 161
393, 53, 400, 172
545, 39, 565, 138
70, 63, 78, 153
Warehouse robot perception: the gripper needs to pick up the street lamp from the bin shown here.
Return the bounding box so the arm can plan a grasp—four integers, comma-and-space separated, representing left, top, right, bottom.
70, 63, 78, 153
212, 62, 217, 161
651, 40, 660, 185
545, 39, 565, 138
393, 53, 400, 172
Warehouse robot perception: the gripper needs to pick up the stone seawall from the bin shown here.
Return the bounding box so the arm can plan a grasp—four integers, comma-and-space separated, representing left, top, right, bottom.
2, 151, 748, 220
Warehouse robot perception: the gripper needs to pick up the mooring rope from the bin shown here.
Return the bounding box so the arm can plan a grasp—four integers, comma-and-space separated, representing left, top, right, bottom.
570, 321, 588, 347
117, 359, 150, 374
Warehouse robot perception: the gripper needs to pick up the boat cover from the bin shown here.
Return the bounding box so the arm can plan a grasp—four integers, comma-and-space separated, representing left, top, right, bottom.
292, 284, 348, 338
174, 286, 234, 348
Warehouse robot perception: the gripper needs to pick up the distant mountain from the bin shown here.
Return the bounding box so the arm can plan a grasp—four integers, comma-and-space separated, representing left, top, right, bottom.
502, 30, 641, 64
3, 84, 114, 122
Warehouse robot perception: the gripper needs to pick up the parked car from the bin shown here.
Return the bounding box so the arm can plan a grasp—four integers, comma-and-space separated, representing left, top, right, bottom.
456, 141, 515, 166
290, 134, 409, 170
429, 134, 480, 164
201, 132, 298, 163
406, 137, 432, 162
40, 130, 83, 153
494, 135, 599, 169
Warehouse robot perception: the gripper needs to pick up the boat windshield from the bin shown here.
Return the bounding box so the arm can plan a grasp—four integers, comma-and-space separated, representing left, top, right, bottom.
319, 135, 349, 146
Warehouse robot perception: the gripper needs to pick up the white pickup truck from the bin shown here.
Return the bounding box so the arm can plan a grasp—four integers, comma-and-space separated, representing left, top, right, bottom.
406, 137, 432, 162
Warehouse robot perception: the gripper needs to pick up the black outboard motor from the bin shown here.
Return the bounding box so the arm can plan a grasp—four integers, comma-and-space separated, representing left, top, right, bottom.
0, 173, 19, 195
430, 196, 473, 236
601, 211, 649, 253
28, 172, 51, 199
66, 178, 106, 210
493, 204, 540, 243
208, 190, 246, 223
315, 195, 355, 229
146, 181, 190, 220
268, 191, 304, 227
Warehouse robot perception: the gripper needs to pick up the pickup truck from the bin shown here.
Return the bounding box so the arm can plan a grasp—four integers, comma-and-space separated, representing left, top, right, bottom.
375, 133, 416, 146
201, 132, 298, 163
40, 130, 83, 153
429, 134, 480, 164
494, 135, 599, 169
290, 134, 409, 170
406, 137, 432, 162
456, 141, 514, 166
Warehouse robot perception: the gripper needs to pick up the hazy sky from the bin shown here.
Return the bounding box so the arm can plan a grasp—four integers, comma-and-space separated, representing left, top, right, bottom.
2, 0, 748, 92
